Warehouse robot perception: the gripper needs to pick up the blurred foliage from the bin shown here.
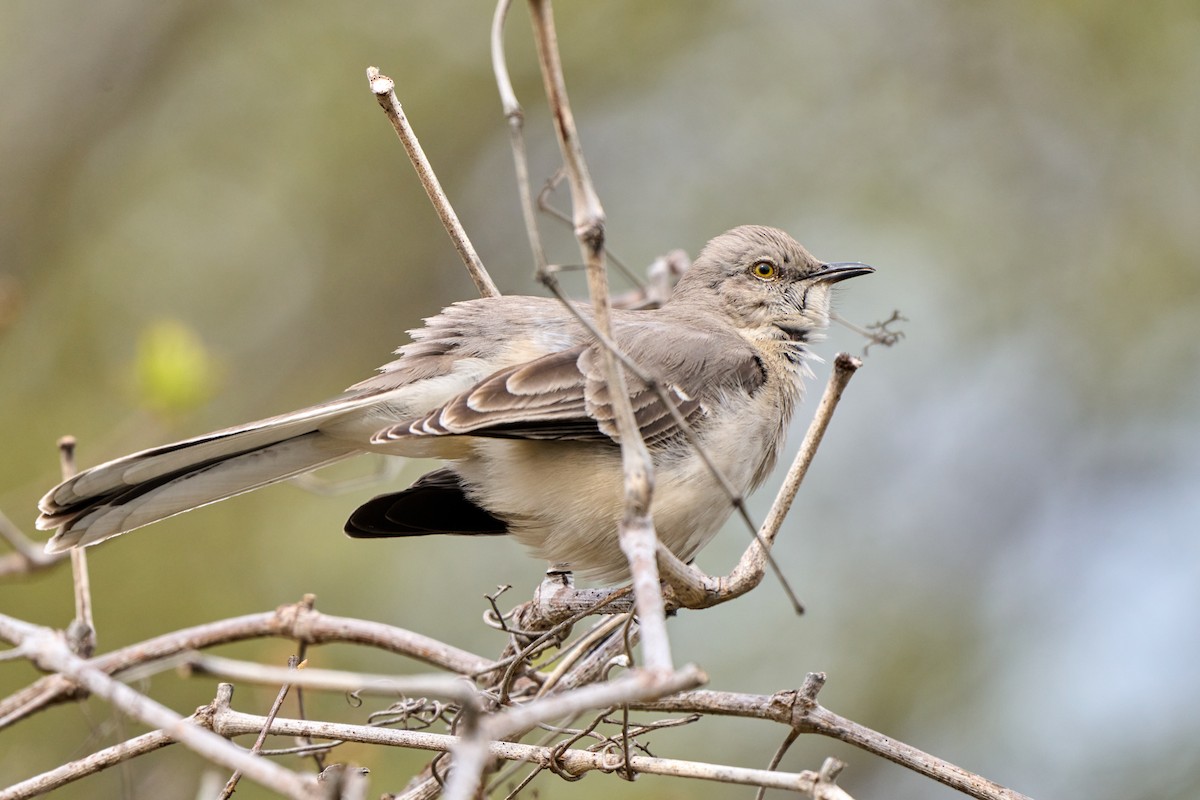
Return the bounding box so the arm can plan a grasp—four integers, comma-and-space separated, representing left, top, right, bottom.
132, 319, 222, 418
1, 1, 1198, 799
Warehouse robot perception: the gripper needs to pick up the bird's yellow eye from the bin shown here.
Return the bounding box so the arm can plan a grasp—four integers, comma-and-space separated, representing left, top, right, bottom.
751, 260, 777, 280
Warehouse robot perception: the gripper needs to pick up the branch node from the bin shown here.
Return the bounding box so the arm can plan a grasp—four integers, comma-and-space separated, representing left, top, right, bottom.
819, 756, 846, 783
799, 671, 827, 705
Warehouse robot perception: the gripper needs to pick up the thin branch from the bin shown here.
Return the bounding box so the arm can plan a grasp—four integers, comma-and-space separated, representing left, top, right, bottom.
182, 652, 479, 704
444, 665, 706, 799
831, 309, 906, 356
0, 726, 178, 799
496, 585, 632, 705
729, 353, 862, 588
525, 0, 671, 676
0, 600, 497, 729
757, 728, 803, 800
534, 614, 629, 698
521, 256, 807, 614
491, 0, 548, 275
650, 352, 864, 610
0, 618, 318, 799
630, 677, 1035, 800
209, 681, 853, 799
59, 437, 96, 659
501, 354, 863, 635
365, 66, 500, 299
0, 508, 64, 577
534, 173, 646, 290
219, 654, 299, 799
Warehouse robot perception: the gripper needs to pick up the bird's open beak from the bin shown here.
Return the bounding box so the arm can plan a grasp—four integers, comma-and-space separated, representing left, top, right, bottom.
814, 262, 875, 283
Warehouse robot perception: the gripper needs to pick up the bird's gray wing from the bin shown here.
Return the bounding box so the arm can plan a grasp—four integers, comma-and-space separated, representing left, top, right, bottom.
347, 296, 584, 394
371, 321, 767, 447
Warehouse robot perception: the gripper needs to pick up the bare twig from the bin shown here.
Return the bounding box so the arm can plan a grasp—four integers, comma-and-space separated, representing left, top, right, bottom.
0, 508, 64, 577
365, 66, 499, 299
58, 437, 96, 659
631, 676, 1035, 800
495, 0, 809, 623
182, 652, 478, 704
501, 355, 863, 631
293, 628, 325, 773
831, 309, 906, 356
444, 665, 706, 798
0, 725, 179, 799
533, 174, 646, 290
534, 614, 630, 698
0, 617, 318, 799
757, 728, 803, 800
219, 654, 300, 799
649, 352, 864, 610
495, 584, 632, 705
0, 599, 497, 729
491, 0, 549, 275
524, 0, 674, 679
726, 353, 863, 590
532, 172, 652, 291
210, 677, 853, 798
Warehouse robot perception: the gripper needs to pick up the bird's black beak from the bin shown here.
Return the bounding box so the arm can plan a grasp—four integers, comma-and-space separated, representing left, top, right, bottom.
814, 262, 875, 283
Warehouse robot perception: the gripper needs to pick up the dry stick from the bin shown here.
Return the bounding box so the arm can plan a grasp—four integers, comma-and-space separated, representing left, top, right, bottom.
644, 352, 864, 610
533, 178, 646, 291
365, 66, 500, 299
756, 728, 803, 800
489, 0, 802, 615
500, 353, 862, 630
730, 353, 861, 589
58, 437, 96, 659
630, 678, 1034, 800
495, 586, 632, 704
534, 614, 629, 698
491, 0, 548, 275
0, 617, 317, 800
209, 675, 859, 799
219, 654, 299, 799
525, 0, 672, 676
484, 711, 587, 796
289, 596, 324, 774
0, 601, 497, 729
292, 638, 325, 774
0, 724, 180, 799
0, 509, 64, 577
791, 674, 1033, 800
183, 653, 478, 704
444, 665, 706, 800
212, 700, 854, 798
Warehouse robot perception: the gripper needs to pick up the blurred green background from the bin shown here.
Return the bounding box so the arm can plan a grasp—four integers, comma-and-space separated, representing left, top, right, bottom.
2, 1, 1198, 798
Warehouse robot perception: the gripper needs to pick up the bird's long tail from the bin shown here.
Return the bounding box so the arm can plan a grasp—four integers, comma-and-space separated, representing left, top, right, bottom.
37, 397, 372, 553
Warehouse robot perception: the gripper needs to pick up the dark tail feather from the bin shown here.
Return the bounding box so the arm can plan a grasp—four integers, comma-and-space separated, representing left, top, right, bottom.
345, 467, 507, 537
41, 432, 359, 552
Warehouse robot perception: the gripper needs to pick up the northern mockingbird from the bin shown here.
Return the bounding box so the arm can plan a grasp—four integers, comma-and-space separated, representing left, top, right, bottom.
37, 225, 872, 581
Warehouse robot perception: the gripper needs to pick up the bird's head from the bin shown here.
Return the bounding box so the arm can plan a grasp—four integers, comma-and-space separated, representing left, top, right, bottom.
673, 225, 874, 344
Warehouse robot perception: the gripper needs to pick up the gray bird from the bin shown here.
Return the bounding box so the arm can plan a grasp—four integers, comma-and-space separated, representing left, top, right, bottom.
37, 226, 872, 581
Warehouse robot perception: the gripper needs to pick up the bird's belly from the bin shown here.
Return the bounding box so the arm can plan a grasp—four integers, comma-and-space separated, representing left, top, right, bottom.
457, 417, 781, 582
